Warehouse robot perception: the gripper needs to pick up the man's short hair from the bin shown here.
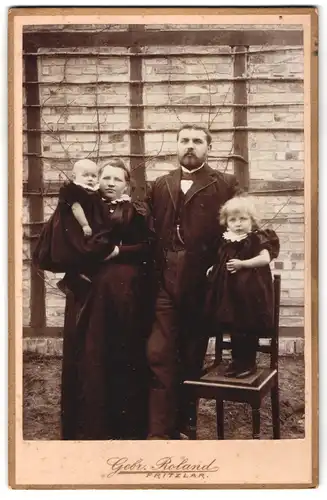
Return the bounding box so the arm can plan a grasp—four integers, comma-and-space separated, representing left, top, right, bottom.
176, 125, 212, 146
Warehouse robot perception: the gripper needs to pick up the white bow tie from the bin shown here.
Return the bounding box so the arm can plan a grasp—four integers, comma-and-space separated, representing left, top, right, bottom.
180, 179, 193, 194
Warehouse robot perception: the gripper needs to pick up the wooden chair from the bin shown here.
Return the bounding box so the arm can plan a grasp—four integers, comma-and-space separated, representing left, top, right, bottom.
184, 274, 281, 440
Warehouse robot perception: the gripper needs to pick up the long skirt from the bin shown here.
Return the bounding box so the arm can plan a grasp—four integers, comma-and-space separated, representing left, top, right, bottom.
61, 261, 152, 440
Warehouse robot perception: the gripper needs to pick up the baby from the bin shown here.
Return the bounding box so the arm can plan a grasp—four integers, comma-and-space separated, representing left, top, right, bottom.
32, 158, 121, 297
67, 159, 100, 238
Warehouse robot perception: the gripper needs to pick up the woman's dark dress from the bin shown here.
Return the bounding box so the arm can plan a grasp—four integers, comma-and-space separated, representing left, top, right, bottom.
56, 201, 154, 440
33, 182, 116, 274
206, 229, 280, 335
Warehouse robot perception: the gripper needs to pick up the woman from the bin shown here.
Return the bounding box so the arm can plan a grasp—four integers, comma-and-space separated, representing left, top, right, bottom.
55, 159, 154, 440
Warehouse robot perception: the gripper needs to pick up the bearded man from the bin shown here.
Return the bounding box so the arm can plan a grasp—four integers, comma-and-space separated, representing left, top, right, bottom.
146, 125, 240, 439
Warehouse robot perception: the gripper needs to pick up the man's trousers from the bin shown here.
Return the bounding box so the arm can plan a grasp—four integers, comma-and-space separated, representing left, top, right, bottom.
147, 250, 209, 438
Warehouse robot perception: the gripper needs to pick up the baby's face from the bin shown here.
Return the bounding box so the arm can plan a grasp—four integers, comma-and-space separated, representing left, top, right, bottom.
227, 211, 252, 235
74, 164, 98, 188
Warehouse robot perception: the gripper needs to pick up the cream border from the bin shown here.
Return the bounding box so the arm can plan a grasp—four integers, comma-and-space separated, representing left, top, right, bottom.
8, 8, 318, 489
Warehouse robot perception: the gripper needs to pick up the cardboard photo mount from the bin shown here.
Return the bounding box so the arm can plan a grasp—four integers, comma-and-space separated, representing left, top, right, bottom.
8, 7, 318, 489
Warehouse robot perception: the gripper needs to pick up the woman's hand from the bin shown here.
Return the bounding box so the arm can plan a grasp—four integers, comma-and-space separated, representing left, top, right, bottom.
104, 246, 120, 261
206, 266, 214, 277
226, 259, 243, 273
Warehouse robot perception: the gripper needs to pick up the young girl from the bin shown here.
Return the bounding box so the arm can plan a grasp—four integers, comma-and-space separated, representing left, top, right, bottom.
205, 196, 280, 379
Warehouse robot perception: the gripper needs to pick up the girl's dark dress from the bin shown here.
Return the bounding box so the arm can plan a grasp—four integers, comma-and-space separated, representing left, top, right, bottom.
206, 229, 280, 336
33, 182, 116, 274
35, 198, 154, 440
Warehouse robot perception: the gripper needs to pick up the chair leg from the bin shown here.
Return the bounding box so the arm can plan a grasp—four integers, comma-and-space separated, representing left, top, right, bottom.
188, 399, 197, 440
215, 333, 223, 365
216, 399, 224, 440
252, 403, 261, 439
271, 385, 281, 439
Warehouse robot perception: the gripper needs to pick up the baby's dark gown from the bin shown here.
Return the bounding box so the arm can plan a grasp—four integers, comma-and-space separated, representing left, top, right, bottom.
206, 229, 280, 335
33, 182, 116, 273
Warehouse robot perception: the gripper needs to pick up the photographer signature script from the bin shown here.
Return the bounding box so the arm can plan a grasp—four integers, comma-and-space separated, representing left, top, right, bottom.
106, 456, 220, 479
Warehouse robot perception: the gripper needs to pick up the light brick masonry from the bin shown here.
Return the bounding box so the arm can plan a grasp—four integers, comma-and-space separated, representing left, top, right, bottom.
23, 34, 305, 349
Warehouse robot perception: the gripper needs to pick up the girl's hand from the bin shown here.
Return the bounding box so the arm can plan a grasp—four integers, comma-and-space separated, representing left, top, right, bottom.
206, 266, 214, 277
226, 259, 243, 273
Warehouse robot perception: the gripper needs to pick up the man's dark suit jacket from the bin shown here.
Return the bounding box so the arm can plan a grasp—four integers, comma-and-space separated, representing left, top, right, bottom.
147, 163, 240, 309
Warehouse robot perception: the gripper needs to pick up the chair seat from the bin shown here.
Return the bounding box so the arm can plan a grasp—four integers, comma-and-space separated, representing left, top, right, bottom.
203, 364, 270, 386
184, 365, 277, 400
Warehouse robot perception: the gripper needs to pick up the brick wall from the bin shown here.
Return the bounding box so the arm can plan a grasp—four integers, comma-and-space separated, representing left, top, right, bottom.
23, 30, 304, 332
247, 46, 304, 328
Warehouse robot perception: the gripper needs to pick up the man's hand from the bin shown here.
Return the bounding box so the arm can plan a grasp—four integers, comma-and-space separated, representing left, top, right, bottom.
104, 246, 120, 261
206, 266, 214, 277
226, 259, 243, 273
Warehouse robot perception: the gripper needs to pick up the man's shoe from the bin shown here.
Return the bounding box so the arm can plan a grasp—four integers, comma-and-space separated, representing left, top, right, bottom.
179, 432, 190, 440
150, 431, 190, 440
147, 434, 170, 440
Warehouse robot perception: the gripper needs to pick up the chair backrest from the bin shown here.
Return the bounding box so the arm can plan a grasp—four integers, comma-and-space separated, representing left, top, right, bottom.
270, 273, 281, 369
215, 274, 281, 370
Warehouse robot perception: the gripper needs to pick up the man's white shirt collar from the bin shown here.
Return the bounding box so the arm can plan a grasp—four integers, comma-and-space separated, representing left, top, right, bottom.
181, 162, 205, 175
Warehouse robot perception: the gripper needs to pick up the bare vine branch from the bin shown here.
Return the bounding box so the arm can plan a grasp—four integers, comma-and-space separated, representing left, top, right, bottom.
23, 42, 304, 319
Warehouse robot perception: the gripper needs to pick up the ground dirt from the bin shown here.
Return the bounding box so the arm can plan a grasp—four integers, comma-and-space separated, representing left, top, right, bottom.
23, 352, 305, 440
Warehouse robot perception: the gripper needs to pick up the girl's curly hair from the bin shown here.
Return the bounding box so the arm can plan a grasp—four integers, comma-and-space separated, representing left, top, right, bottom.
219, 195, 261, 228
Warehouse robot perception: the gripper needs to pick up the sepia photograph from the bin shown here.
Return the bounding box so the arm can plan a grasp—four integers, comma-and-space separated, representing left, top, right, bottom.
9, 7, 318, 488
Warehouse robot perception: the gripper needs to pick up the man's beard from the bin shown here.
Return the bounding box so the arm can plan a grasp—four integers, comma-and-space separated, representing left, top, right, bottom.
179, 153, 204, 171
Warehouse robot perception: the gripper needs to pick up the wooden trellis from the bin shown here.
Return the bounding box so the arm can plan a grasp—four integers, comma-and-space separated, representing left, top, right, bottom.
23, 26, 304, 338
